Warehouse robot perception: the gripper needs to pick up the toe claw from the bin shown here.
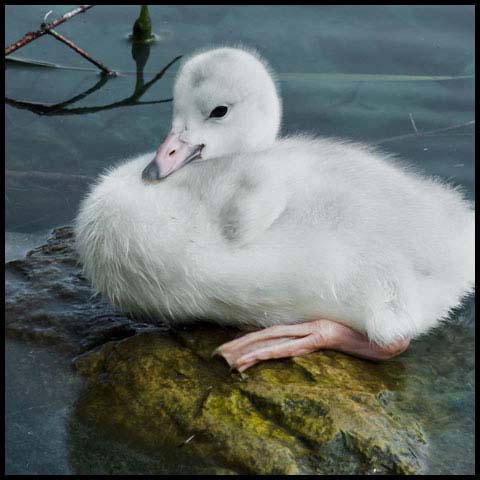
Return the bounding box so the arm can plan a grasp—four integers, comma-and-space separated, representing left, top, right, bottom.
211, 346, 221, 357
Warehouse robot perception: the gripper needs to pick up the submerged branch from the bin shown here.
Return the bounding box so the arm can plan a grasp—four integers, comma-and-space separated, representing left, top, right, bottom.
46, 29, 116, 76
5, 5, 115, 76
5, 5, 94, 56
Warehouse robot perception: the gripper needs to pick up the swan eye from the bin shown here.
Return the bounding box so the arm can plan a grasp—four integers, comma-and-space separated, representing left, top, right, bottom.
209, 106, 228, 118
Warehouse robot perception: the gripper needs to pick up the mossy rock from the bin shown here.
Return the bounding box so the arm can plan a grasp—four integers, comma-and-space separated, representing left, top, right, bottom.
74, 327, 426, 474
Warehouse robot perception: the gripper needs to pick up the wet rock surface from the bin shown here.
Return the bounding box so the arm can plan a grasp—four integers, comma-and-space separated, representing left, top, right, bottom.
5, 226, 152, 354
6, 226, 470, 474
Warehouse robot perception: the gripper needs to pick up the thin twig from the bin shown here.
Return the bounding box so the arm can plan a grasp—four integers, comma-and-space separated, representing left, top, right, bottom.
374, 120, 475, 145
409, 113, 419, 134
5, 5, 94, 56
46, 29, 116, 76
178, 434, 196, 448
43, 10, 53, 23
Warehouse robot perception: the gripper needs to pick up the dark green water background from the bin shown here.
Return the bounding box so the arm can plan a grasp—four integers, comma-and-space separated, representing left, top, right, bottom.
5, 5, 475, 475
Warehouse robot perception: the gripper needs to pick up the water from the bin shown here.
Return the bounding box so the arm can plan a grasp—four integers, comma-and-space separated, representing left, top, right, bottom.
5, 339, 82, 475
5, 5, 475, 474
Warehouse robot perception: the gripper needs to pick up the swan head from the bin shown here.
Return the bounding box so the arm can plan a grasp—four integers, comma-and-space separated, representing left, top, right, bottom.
142, 46, 282, 181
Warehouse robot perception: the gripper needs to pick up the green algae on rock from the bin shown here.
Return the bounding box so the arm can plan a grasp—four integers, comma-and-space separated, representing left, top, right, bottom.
74, 328, 427, 475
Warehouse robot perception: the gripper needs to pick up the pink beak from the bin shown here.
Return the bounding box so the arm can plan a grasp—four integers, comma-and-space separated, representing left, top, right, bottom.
142, 131, 204, 182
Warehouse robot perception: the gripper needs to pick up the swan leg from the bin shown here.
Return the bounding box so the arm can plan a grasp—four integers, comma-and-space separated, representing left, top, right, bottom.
214, 319, 410, 372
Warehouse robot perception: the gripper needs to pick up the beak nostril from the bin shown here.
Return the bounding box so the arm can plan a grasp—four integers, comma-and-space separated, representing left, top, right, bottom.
169, 149, 176, 157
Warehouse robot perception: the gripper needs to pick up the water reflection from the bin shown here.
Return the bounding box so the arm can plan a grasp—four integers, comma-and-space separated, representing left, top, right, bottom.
5, 53, 180, 116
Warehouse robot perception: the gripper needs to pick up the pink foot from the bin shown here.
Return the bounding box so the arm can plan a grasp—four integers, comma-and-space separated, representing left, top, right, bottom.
213, 319, 410, 372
